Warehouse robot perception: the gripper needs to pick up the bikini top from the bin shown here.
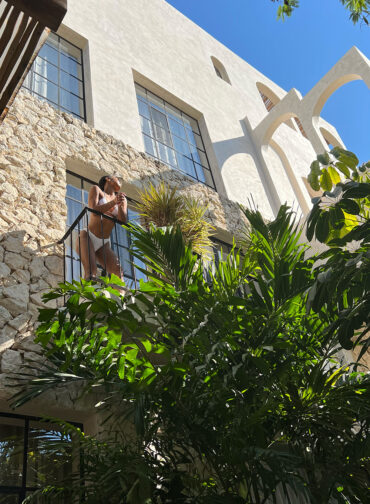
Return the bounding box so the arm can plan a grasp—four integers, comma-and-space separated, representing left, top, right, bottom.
99, 196, 118, 217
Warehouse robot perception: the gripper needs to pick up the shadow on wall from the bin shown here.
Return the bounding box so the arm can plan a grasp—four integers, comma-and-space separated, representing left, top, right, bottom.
0, 230, 63, 361
211, 119, 279, 218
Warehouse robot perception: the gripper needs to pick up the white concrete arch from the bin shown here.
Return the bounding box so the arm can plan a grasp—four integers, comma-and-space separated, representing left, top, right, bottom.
304, 47, 370, 119
253, 88, 303, 146
319, 126, 344, 149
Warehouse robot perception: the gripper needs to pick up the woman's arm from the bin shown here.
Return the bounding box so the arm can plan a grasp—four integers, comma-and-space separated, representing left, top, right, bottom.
118, 194, 128, 224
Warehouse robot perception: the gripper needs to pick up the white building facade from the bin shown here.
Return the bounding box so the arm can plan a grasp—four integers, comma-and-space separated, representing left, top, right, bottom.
0, 0, 369, 500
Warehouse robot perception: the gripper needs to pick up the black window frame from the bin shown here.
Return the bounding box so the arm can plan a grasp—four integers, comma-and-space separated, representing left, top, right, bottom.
22, 32, 87, 121
135, 83, 216, 190
0, 412, 82, 504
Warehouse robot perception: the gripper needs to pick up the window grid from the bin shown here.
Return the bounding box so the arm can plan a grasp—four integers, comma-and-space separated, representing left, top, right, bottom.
65, 171, 145, 289
0, 412, 82, 504
135, 83, 216, 190
22, 32, 86, 121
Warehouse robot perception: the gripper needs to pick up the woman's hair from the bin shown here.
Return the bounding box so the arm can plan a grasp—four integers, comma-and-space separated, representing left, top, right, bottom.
98, 175, 110, 191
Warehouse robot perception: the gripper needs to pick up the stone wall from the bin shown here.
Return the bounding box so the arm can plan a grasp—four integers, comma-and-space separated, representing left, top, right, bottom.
0, 91, 247, 400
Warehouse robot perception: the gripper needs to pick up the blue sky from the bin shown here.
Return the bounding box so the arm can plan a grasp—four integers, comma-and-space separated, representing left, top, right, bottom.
166, 0, 369, 163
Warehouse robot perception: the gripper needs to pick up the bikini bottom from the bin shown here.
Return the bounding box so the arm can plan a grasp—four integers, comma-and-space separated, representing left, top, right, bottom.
85, 229, 110, 252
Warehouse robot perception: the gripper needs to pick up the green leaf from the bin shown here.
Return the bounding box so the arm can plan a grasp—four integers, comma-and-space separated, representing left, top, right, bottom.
327, 165, 341, 185
308, 172, 320, 192
335, 161, 350, 178
317, 152, 330, 165
316, 211, 330, 243
320, 168, 332, 191
337, 199, 360, 215
310, 160, 321, 175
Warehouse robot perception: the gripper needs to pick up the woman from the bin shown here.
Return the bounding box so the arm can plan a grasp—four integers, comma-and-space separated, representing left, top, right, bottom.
77, 175, 127, 281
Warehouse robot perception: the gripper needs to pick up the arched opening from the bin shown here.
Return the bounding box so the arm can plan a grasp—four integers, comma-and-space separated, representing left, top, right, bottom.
256, 82, 280, 112
256, 82, 296, 130
319, 127, 343, 149
318, 80, 369, 161
211, 56, 231, 84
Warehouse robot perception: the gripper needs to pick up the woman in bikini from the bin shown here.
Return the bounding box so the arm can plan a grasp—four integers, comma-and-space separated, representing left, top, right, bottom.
77, 175, 127, 280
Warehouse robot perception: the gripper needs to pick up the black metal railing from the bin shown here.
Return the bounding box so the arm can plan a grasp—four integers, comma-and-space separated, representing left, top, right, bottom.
58, 207, 146, 289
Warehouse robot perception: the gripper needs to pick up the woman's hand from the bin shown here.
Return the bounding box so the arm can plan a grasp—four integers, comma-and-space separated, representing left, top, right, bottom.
116, 192, 127, 206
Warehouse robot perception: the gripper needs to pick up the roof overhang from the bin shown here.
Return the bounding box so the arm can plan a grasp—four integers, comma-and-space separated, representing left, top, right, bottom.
0, 0, 67, 123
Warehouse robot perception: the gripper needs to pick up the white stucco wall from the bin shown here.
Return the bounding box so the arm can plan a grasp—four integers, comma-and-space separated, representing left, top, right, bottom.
57, 0, 344, 219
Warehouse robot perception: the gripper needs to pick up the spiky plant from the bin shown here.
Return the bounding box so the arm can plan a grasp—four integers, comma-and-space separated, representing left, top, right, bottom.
136, 181, 215, 257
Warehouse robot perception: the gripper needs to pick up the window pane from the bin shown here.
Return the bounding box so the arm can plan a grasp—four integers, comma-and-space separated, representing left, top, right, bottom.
182, 113, 200, 134
196, 149, 209, 168
168, 117, 187, 140
140, 116, 153, 137
151, 107, 168, 130
38, 43, 58, 66
113, 223, 130, 248
190, 131, 204, 151
153, 123, 171, 146
178, 154, 196, 178
196, 164, 214, 187
66, 199, 83, 226
165, 103, 183, 122
0, 418, 24, 486
66, 183, 82, 201
32, 74, 58, 103
194, 163, 206, 184
27, 427, 73, 487
60, 70, 83, 97
185, 127, 197, 146
147, 91, 165, 111
60, 89, 84, 116
157, 142, 177, 167
34, 57, 58, 85
60, 53, 82, 79
138, 99, 150, 119
133, 255, 147, 283
0, 494, 19, 503
143, 134, 157, 157
59, 39, 82, 64
135, 83, 147, 100
172, 135, 191, 157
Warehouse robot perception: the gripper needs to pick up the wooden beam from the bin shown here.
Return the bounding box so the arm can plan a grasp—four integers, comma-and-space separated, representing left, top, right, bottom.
5, 0, 67, 31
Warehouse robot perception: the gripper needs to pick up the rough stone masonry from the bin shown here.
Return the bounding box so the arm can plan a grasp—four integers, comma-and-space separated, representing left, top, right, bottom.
0, 91, 247, 398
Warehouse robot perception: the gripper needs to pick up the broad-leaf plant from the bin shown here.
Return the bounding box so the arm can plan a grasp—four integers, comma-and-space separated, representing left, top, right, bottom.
9, 152, 370, 503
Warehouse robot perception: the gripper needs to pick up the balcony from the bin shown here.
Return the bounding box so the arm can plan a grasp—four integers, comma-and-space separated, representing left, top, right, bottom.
59, 207, 146, 289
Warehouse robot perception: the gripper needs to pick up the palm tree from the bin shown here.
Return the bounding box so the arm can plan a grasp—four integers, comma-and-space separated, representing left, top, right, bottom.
12, 205, 370, 503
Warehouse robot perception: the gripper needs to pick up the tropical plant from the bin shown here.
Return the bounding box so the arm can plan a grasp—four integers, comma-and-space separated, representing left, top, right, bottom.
12, 204, 370, 503
136, 181, 215, 257
271, 0, 370, 24
305, 149, 370, 354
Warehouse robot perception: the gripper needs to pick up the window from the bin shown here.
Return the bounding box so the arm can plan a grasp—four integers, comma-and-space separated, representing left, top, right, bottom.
65, 171, 146, 288
211, 57, 231, 84
23, 32, 86, 121
135, 84, 216, 190
0, 412, 80, 504
259, 90, 275, 112
294, 117, 308, 139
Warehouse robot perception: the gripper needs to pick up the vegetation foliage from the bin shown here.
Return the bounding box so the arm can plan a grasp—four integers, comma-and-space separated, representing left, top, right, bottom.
136, 181, 215, 258
12, 150, 370, 502
271, 0, 370, 24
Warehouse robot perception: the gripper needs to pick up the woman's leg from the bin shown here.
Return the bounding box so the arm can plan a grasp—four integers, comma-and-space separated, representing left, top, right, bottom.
76, 230, 97, 279
96, 244, 123, 281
